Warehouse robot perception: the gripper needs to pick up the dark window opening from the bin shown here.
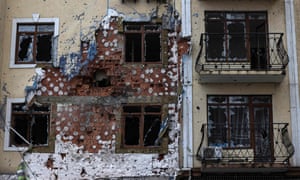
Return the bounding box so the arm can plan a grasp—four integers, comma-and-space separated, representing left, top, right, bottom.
207, 95, 273, 161
125, 116, 140, 145
36, 34, 52, 62
125, 33, 142, 62
145, 33, 160, 62
124, 24, 161, 63
122, 104, 162, 148
16, 23, 54, 64
10, 103, 50, 147
205, 12, 268, 69
93, 70, 111, 87
18, 36, 33, 62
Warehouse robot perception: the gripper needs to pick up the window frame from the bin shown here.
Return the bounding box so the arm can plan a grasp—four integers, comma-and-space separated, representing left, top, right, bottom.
204, 11, 268, 63
207, 95, 273, 150
4, 98, 52, 152
116, 104, 168, 153
10, 18, 59, 68
124, 23, 162, 63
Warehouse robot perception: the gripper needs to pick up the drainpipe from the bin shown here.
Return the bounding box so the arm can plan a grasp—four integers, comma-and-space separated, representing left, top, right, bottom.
285, 0, 300, 166
181, 0, 193, 169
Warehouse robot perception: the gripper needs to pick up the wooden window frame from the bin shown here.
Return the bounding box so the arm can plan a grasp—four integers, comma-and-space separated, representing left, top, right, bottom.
204, 11, 268, 64
116, 104, 168, 154
15, 23, 54, 65
207, 95, 273, 150
10, 18, 59, 69
124, 23, 162, 63
4, 98, 54, 152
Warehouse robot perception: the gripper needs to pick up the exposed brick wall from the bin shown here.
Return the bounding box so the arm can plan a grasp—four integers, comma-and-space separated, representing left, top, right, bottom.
35, 15, 189, 153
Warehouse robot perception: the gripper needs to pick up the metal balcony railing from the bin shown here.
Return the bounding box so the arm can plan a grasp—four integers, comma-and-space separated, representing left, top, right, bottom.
196, 123, 294, 165
195, 33, 289, 72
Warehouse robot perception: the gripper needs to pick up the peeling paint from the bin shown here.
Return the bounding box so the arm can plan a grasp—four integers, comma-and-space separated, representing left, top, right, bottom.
14, 3, 190, 179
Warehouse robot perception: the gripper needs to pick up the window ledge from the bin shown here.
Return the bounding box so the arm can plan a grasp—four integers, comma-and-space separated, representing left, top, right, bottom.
9, 63, 37, 69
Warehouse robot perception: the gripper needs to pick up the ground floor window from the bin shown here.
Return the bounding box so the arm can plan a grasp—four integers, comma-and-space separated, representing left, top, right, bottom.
4, 98, 50, 151
207, 95, 273, 160
122, 104, 162, 147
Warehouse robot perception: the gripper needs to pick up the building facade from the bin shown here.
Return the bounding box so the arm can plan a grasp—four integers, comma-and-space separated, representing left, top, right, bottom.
0, 0, 190, 179
1, 0, 300, 179
178, 0, 300, 179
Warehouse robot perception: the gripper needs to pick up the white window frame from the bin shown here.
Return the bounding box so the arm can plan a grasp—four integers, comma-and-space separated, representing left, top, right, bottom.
10, 17, 59, 68
4, 98, 28, 151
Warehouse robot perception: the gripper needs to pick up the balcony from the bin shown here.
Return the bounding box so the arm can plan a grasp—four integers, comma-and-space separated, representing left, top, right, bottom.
195, 33, 289, 83
196, 123, 295, 173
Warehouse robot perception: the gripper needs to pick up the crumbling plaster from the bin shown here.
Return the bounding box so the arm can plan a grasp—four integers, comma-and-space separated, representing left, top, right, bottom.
0, 0, 190, 178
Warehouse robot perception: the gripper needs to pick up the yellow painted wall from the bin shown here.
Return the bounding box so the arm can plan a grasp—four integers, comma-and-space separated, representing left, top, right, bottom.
190, 0, 291, 167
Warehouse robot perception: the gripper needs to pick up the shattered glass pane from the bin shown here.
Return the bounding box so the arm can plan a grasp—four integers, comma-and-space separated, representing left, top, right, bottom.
226, 13, 245, 20
249, 13, 267, 20
227, 21, 247, 60
17, 35, 34, 62
229, 96, 248, 103
230, 105, 250, 147
143, 115, 161, 146
37, 24, 54, 32
207, 96, 227, 104
207, 105, 228, 147
18, 24, 35, 32
11, 103, 50, 147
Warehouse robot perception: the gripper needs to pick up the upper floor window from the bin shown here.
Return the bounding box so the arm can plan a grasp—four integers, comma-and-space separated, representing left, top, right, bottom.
205, 12, 268, 69
10, 18, 59, 68
124, 24, 161, 63
16, 23, 54, 64
4, 98, 51, 151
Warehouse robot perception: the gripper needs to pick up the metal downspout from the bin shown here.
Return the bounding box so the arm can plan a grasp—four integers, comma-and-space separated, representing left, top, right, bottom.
285, 0, 300, 166
181, 0, 193, 169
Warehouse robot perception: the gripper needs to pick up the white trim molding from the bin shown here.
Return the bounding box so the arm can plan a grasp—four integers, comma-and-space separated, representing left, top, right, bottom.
4, 98, 28, 151
10, 17, 59, 68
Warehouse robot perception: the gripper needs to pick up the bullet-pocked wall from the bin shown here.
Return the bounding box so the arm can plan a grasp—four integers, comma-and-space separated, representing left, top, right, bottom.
191, 0, 291, 167
0, 0, 190, 178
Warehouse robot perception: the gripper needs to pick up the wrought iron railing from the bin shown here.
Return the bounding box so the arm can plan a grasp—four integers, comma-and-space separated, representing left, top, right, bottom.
195, 33, 289, 72
196, 123, 294, 165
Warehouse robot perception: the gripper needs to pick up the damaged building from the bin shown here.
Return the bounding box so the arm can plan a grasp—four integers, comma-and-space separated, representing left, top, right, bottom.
0, 0, 189, 179
1, 0, 300, 179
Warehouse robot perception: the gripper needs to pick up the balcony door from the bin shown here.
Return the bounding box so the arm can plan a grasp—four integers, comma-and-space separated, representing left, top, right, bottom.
249, 15, 268, 69
205, 12, 268, 69
253, 105, 273, 162
207, 95, 273, 162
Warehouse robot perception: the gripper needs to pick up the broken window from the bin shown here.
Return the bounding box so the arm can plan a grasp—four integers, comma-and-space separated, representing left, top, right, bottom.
9, 103, 50, 147
124, 24, 161, 63
207, 95, 273, 160
15, 23, 54, 64
122, 104, 162, 147
205, 12, 268, 69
